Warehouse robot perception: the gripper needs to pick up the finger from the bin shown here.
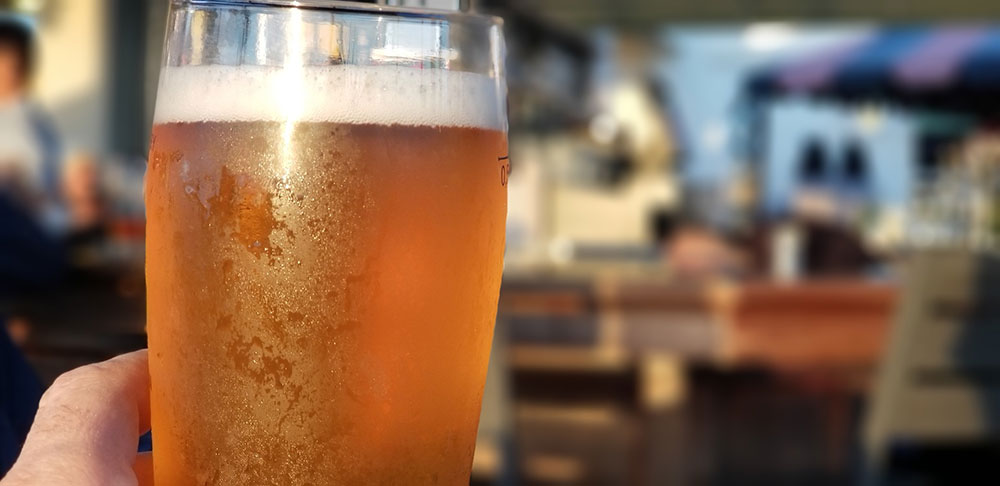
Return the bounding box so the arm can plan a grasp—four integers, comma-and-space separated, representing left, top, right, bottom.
2, 350, 150, 486
134, 452, 154, 486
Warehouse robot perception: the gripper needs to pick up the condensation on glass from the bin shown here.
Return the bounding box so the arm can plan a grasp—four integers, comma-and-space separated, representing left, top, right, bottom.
146, 1, 508, 484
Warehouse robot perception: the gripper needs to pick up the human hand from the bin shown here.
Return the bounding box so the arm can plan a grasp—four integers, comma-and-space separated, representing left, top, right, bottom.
0, 350, 153, 486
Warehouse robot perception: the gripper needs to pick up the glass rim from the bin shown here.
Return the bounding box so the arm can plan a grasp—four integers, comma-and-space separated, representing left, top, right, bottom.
177, 0, 503, 27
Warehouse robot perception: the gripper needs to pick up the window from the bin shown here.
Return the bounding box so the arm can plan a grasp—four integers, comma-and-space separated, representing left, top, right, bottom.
798, 137, 827, 184
842, 139, 869, 187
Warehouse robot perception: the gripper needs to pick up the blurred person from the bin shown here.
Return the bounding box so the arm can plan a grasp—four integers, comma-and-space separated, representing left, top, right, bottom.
0, 318, 40, 477
745, 189, 874, 278
660, 220, 748, 280
0, 16, 63, 231
0, 191, 63, 476
0, 351, 152, 485
753, 137, 875, 276
791, 187, 874, 276
0, 15, 67, 477
0, 191, 63, 297
61, 155, 107, 248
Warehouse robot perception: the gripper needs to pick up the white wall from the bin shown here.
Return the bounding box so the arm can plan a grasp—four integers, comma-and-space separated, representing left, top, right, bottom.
659, 26, 867, 186
32, 0, 110, 154
763, 99, 916, 213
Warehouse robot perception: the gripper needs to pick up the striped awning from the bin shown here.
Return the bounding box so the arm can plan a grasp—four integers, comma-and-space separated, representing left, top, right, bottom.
747, 26, 1000, 113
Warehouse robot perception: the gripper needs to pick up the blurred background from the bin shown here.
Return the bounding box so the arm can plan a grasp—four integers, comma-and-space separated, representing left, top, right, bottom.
5, 0, 1000, 484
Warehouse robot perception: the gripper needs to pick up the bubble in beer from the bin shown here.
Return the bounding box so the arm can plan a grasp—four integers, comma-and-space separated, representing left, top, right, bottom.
147, 63, 508, 485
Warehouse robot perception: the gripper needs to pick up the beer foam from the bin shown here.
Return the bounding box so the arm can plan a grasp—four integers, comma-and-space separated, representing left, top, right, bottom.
153, 65, 505, 130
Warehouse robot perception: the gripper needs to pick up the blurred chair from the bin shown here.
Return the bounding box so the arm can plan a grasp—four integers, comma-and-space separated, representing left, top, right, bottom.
864, 250, 1000, 484
501, 278, 634, 485
500, 274, 714, 485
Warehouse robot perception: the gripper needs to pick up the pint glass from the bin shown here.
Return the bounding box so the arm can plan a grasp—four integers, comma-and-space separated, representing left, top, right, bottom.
145, 1, 508, 483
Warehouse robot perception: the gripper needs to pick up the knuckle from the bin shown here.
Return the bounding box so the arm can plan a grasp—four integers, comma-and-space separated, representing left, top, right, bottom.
30, 403, 82, 436
32, 363, 120, 438
41, 363, 112, 408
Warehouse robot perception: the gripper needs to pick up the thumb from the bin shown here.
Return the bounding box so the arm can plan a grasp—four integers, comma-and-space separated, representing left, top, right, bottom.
2, 350, 151, 486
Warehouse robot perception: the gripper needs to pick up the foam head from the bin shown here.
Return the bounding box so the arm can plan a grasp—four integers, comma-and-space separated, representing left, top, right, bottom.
153, 65, 506, 130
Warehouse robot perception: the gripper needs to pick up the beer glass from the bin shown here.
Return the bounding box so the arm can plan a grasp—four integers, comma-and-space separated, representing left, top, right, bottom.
145, 1, 507, 484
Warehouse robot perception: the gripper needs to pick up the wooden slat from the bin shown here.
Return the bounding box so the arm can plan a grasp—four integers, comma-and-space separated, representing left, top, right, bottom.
907, 320, 1000, 369
723, 281, 897, 367
888, 384, 1000, 440
509, 345, 631, 372
622, 311, 718, 359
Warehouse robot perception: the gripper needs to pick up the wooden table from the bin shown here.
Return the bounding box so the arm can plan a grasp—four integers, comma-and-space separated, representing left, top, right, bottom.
497, 271, 898, 485
714, 279, 898, 371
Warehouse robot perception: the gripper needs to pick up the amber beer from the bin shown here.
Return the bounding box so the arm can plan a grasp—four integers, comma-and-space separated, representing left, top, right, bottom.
146, 65, 507, 485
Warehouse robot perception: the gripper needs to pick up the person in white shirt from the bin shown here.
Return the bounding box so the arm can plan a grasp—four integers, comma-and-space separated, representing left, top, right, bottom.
0, 16, 63, 230
0, 17, 64, 476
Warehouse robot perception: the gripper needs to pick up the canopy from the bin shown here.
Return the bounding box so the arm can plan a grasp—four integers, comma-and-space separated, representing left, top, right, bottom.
747, 27, 1000, 113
